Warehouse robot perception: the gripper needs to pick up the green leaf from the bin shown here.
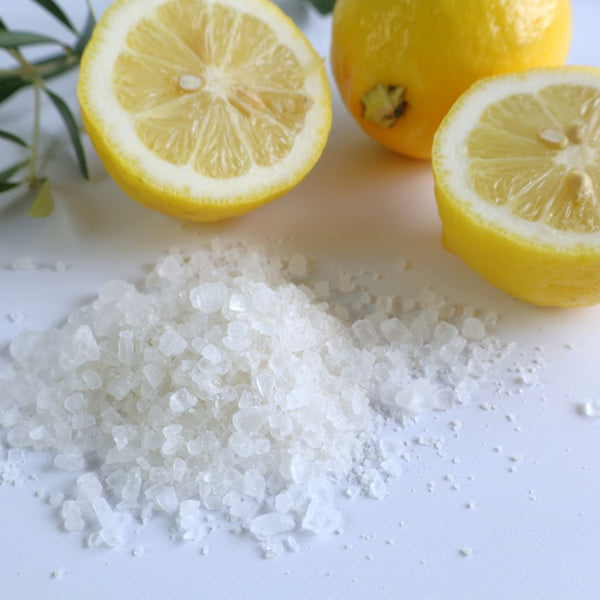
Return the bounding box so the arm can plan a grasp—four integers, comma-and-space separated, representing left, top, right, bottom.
44, 88, 89, 179
73, 10, 96, 55
0, 31, 65, 48
0, 51, 81, 103
0, 130, 28, 147
0, 77, 27, 103
307, 0, 335, 14
0, 181, 21, 193
28, 0, 77, 34
27, 178, 54, 217
0, 159, 29, 183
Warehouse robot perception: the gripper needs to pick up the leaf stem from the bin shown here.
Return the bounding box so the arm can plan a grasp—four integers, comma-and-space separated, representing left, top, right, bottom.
29, 78, 42, 188
84, 0, 97, 25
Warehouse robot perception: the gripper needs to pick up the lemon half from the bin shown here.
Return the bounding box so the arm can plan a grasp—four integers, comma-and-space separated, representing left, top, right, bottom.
78, 0, 331, 222
433, 67, 600, 307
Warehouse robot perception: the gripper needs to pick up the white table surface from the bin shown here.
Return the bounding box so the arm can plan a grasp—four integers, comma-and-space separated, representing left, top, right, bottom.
1, 1, 600, 598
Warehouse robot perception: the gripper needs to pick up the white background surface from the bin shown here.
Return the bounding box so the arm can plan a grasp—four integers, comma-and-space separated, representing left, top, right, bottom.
1, 1, 600, 598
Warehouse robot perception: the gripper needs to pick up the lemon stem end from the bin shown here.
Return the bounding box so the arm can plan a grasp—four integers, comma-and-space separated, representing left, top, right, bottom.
361, 84, 406, 128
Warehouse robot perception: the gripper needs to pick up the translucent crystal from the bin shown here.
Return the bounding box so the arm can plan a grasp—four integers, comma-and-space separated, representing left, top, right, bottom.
159, 327, 187, 357
462, 317, 485, 341
249, 513, 295, 540
189, 282, 227, 313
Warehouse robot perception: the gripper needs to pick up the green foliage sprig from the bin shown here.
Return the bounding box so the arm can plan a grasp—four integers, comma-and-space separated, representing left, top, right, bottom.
307, 0, 335, 14
0, 0, 95, 217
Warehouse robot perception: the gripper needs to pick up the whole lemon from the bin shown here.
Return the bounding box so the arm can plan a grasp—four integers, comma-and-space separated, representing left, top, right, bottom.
331, 0, 572, 159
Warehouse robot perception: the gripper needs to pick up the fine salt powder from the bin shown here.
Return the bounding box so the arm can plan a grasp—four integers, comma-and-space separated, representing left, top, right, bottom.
0, 241, 510, 548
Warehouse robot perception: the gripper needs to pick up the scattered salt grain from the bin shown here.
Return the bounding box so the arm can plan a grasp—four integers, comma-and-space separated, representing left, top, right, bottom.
250, 513, 295, 540
51, 569, 64, 579
48, 491, 65, 506
582, 400, 600, 417
6, 311, 26, 324
459, 548, 472, 557
285, 536, 300, 552
462, 318, 485, 341
10, 256, 35, 271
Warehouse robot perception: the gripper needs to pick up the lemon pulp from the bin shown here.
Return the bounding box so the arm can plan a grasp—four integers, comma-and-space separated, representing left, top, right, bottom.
433, 67, 600, 307
78, 0, 331, 221
114, 0, 312, 178
467, 84, 600, 233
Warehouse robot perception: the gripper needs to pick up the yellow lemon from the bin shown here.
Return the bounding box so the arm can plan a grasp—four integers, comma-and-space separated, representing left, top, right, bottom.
331, 0, 572, 159
433, 67, 600, 307
78, 0, 331, 222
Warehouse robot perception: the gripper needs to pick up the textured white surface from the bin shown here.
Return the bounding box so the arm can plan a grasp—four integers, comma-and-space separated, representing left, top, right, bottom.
1, 1, 600, 599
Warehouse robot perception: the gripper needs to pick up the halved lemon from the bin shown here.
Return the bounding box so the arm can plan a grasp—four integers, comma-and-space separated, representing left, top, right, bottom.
77, 0, 331, 222
433, 67, 600, 307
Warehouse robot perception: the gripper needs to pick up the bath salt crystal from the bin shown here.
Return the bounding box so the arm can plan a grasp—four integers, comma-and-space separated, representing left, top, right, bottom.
10, 256, 35, 271
49, 491, 65, 506
302, 502, 343, 535
0, 241, 515, 552
582, 400, 600, 417
7, 448, 25, 463
189, 282, 227, 313
262, 539, 285, 559
77, 473, 103, 503
169, 389, 197, 412
159, 327, 187, 357
6, 311, 26, 324
285, 536, 300, 552
250, 513, 295, 540
352, 320, 379, 346
62, 500, 84, 532
462, 318, 485, 341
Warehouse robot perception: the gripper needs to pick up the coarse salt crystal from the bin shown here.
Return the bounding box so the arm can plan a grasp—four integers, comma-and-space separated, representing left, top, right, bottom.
0, 241, 514, 553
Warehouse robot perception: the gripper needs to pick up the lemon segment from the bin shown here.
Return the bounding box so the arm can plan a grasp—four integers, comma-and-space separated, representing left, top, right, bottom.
432, 67, 600, 307
78, 0, 331, 222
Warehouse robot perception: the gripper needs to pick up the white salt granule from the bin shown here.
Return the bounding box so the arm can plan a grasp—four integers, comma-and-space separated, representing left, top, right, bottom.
49, 491, 65, 506
6, 311, 26, 324
285, 536, 300, 552
10, 256, 35, 271
0, 241, 511, 550
582, 400, 600, 417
